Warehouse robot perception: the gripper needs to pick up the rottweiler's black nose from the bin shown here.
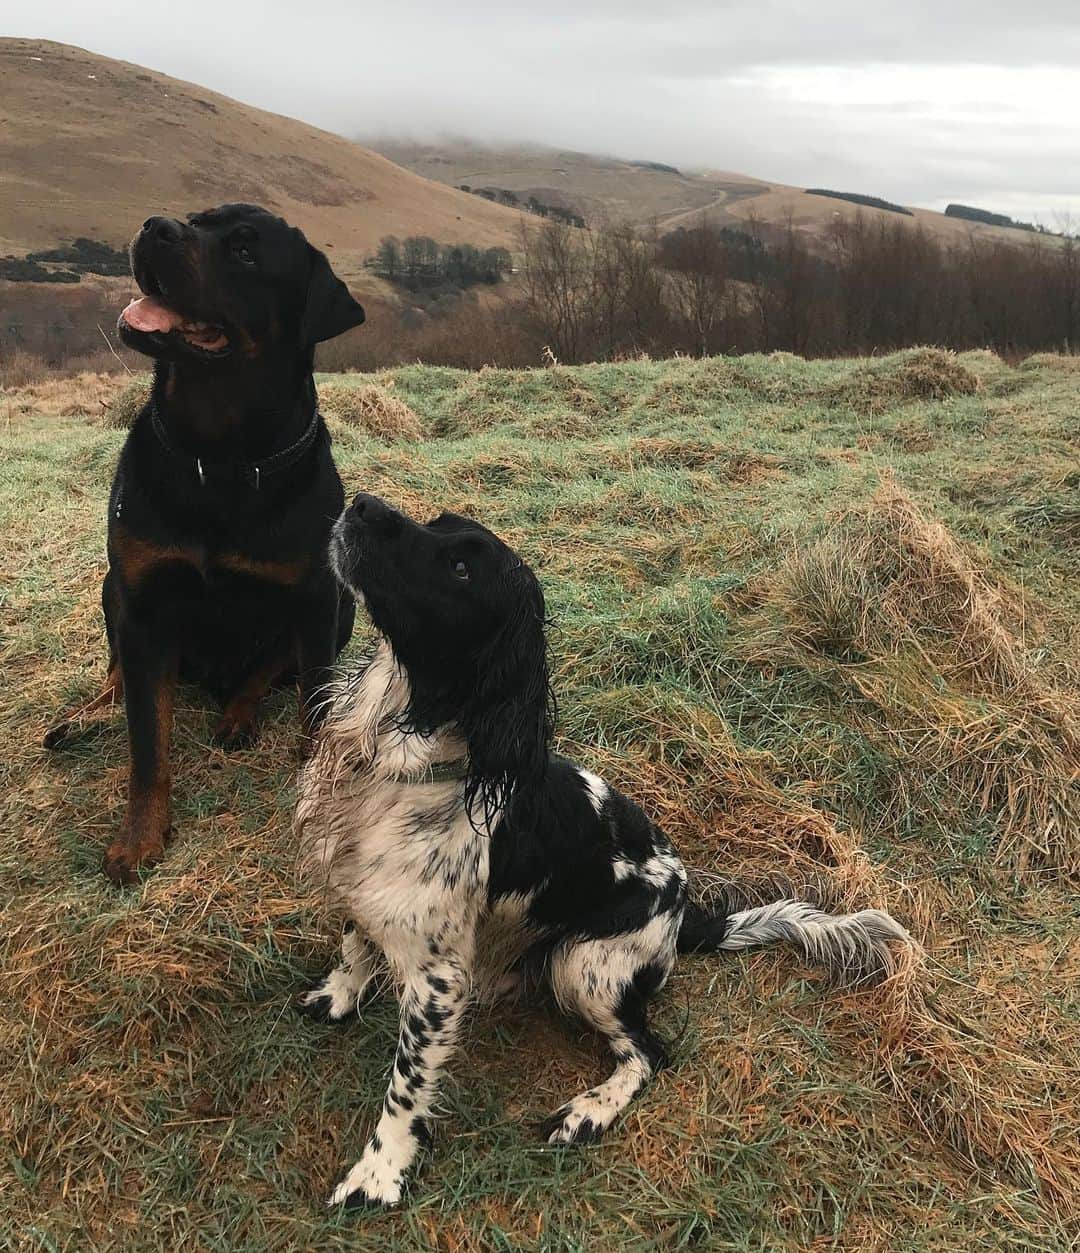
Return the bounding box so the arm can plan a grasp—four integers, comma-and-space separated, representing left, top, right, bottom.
142, 216, 184, 245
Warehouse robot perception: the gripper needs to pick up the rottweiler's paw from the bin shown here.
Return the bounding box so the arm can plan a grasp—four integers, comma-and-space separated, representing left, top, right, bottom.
42, 721, 73, 750
102, 832, 167, 886
103, 848, 150, 886
327, 1155, 403, 1211
211, 718, 257, 751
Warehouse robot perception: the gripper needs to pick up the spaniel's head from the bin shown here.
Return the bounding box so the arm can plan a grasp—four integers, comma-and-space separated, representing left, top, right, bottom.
332, 494, 553, 825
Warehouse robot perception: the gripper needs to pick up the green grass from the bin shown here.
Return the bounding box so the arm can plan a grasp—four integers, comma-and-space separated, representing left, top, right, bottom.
1, 349, 1078, 1250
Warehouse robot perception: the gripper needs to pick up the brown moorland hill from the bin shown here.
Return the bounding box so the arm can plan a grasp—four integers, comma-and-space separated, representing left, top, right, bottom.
0, 39, 524, 284
372, 138, 1035, 247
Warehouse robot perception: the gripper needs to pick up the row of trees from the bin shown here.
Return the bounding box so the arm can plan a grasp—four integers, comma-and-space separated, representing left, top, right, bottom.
1, 237, 131, 284
368, 236, 512, 291
459, 186, 586, 228
520, 214, 1080, 363
15, 213, 1075, 373
944, 204, 1062, 235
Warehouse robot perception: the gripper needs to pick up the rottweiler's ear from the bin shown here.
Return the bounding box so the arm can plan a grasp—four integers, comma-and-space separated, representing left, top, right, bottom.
301, 247, 366, 344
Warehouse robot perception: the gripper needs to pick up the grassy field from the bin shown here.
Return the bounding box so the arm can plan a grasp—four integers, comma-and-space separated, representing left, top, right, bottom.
2, 349, 1078, 1251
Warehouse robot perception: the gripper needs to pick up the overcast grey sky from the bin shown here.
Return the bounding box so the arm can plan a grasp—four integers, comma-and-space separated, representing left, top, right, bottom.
10, 1, 1080, 221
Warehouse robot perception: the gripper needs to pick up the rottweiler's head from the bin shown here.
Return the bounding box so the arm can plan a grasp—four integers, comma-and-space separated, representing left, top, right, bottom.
118, 204, 365, 364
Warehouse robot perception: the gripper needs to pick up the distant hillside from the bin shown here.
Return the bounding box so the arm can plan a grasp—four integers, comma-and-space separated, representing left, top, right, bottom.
370, 139, 1034, 248
944, 203, 1061, 236
0, 39, 523, 287
368, 139, 746, 229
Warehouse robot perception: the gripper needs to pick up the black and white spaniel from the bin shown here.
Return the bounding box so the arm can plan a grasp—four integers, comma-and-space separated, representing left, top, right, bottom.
295, 493, 912, 1210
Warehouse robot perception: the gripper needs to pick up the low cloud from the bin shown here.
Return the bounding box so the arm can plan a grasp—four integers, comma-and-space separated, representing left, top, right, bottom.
10, 0, 1080, 220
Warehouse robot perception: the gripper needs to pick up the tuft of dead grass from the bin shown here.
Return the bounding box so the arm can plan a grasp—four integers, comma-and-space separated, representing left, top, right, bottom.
829, 348, 981, 412
845, 944, 1080, 1211
623, 438, 786, 479
737, 480, 1080, 872
100, 375, 152, 428
435, 365, 613, 439
318, 377, 423, 442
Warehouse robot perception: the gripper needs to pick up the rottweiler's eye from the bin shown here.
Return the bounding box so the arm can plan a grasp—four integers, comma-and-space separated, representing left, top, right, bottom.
451, 558, 470, 580
234, 245, 255, 265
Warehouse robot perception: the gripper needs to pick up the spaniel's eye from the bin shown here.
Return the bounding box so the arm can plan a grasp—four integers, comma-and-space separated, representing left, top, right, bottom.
234, 244, 255, 265
451, 558, 470, 580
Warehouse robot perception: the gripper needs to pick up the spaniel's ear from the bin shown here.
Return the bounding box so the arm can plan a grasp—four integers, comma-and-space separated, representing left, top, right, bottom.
300, 245, 366, 345
460, 567, 553, 830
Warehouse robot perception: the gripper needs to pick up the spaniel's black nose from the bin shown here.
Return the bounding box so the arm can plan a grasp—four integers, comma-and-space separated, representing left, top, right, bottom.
350, 493, 399, 532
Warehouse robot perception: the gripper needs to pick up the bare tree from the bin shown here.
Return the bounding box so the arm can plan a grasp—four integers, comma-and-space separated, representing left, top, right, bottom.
520, 219, 592, 363
659, 215, 730, 355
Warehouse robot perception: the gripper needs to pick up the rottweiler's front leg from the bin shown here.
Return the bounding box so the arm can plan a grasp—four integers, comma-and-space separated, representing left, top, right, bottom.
296, 577, 340, 747
104, 610, 177, 885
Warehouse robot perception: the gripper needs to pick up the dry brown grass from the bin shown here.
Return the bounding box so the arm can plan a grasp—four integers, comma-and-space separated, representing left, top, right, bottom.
0, 346, 58, 388
0, 370, 132, 419
1, 370, 422, 440
850, 946, 1080, 1213
829, 348, 981, 411
319, 377, 424, 442
1015, 499, 1080, 548
737, 480, 1080, 873
1020, 352, 1080, 372
1, 346, 139, 389
624, 438, 787, 479
629, 348, 981, 419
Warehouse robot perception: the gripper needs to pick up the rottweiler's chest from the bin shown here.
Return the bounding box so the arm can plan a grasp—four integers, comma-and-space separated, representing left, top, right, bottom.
110, 527, 310, 593
110, 532, 314, 690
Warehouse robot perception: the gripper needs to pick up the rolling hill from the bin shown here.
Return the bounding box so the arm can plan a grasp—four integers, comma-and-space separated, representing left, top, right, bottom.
0, 39, 524, 285
370, 138, 1031, 247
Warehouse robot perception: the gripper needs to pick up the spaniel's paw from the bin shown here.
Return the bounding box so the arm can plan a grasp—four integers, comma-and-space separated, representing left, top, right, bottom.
296, 967, 368, 1023
539, 1099, 607, 1147
328, 1153, 403, 1210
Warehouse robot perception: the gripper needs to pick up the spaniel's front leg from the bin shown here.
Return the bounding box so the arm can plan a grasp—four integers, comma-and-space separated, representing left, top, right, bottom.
328, 946, 471, 1209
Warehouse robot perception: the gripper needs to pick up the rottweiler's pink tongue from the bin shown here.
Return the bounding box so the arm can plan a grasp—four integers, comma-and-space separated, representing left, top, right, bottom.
121, 296, 183, 334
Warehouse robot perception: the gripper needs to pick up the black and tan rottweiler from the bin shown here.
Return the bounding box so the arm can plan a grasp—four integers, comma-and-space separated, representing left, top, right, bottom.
44, 204, 365, 884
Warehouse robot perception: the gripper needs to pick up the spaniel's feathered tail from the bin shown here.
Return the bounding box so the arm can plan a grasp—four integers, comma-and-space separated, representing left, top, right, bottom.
678, 896, 911, 985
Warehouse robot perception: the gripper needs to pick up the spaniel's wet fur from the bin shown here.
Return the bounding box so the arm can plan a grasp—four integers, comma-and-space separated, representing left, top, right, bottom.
295, 493, 912, 1209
